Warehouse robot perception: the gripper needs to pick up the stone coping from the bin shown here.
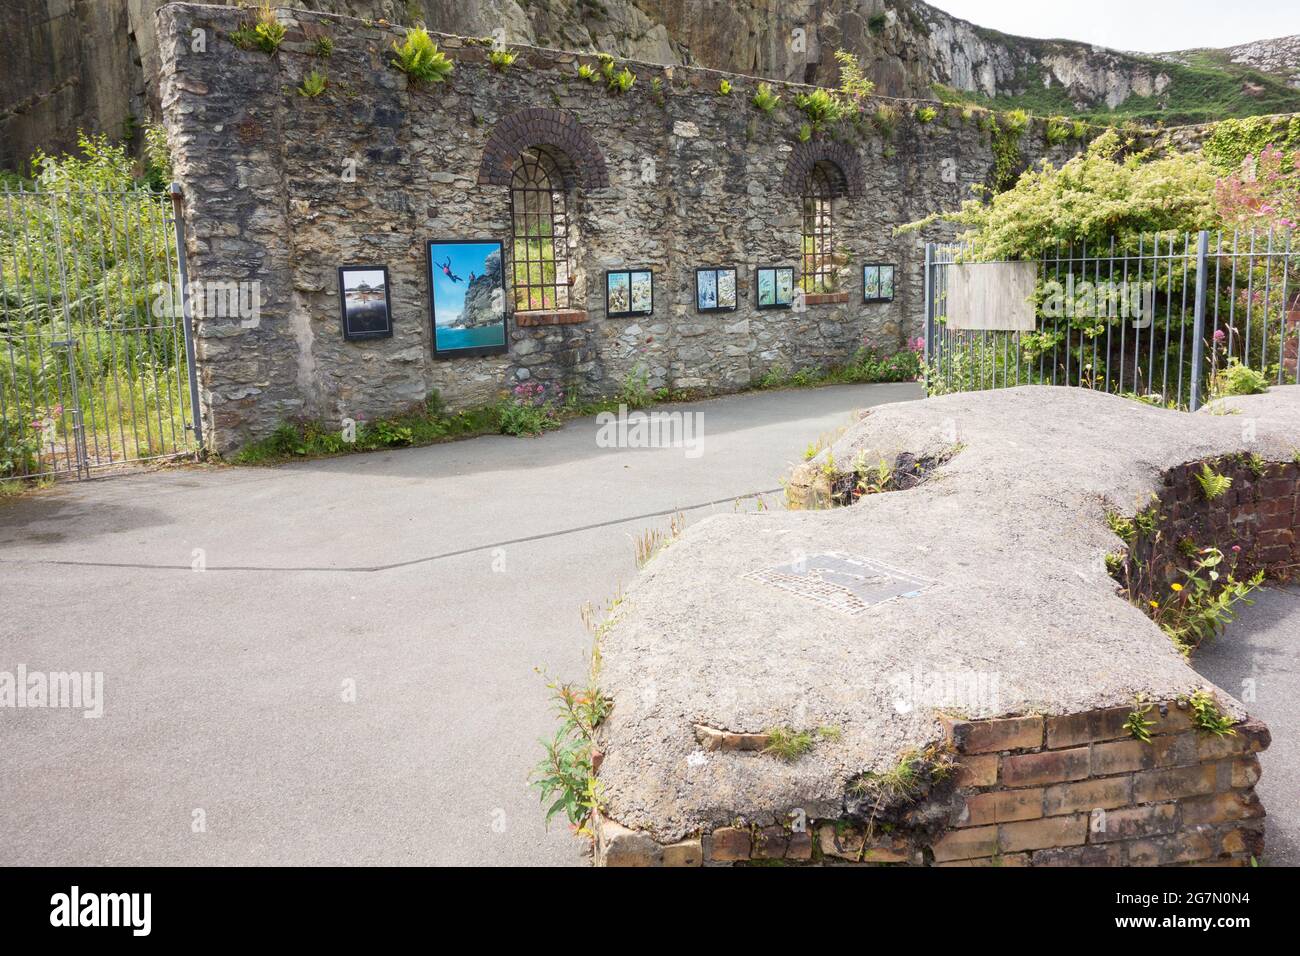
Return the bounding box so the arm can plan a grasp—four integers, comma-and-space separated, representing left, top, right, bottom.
593, 385, 1299, 843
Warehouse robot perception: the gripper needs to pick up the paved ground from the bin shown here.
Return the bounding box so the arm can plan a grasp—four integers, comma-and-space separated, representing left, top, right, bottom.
0, 382, 920, 865
1194, 584, 1300, 867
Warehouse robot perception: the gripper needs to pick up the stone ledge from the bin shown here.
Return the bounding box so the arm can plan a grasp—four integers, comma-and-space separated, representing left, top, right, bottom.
513, 309, 588, 327
802, 292, 850, 305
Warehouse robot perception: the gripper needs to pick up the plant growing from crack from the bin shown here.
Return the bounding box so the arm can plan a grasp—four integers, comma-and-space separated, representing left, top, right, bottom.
1148, 546, 1263, 654
1185, 689, 1236, 737
530, 593, 622, 835
752, 82, 781, 114
1195, 462, 1232, 500
391, 26, 454, 85
230, 3, 286, 54
489, 48, 517, 72
762, 725, 840, 761
297, 69, 327, 98
1124, 695, 1155, 743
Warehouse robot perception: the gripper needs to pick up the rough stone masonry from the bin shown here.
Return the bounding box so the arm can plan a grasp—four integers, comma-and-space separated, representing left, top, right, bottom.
593, 385, 1298, 865
157, 3, 1091, 453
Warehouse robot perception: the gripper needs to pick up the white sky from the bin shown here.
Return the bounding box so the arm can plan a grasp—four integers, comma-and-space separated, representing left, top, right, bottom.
927, 1, 1299, 53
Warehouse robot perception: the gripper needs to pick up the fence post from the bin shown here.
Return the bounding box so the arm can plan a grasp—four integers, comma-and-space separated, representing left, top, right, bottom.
169, 183, 205, 454
923, 242, 935, 366
1189, 230, 1210, 411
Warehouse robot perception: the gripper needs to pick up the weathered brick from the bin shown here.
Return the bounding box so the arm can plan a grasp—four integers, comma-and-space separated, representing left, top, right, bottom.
721, 731, 770, 752
862, 834, 913, 864
1043, 775, 1133, 815
1090, 739, 1155, 775
1219, 825, 1264, 858
1091, 803, 1178, 843
1126, 830, 1214, 866
785, 830, 813, 861
999, 814, 1088, 852
751, 826, 789, 860
661, 838, 702, 867
1001, 746, 1089, 787
954, 753, 999, 789
706, 827, 752, 862
817, 824, 863, 861
937, 852, 1029, 867
1148, 702, 1194, 736
1230, 755, 1262, 789
596, 817, 662, 866
1030, 843, 1122, 866
1045, 707, 1132, 748
958, 788, 1043, 827
931, 825, 998, 863
1179, 791, 1265, 826
1133, 764, 1218, 803
946, 715, 1043, 754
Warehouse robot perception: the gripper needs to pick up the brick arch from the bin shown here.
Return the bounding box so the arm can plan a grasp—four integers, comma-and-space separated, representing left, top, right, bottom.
781, 140, 865, 198
477, 108, 609, 191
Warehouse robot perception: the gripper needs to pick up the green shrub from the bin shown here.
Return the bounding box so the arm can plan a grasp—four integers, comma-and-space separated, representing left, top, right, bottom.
391, 26, 454, 84
793, 87, 847, 132
915, 106, 938, 124
297, 69, 327, 98
752, 81, 781, 114
1210, 358, 1269, 398
607, 66, 636, 94
230, 4, 286, 54
489, 49, 517, 72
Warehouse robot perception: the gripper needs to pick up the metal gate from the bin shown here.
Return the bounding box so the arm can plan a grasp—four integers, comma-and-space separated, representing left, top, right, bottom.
0, 182, 201, 480
924, 230, 1299, 411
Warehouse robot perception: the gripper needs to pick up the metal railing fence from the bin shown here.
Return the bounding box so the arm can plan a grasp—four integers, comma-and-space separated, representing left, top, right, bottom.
923, 229, 1298, 411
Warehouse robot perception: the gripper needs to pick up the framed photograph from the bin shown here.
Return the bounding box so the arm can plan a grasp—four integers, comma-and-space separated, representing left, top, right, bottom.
695, 266, 738, 313
606, 269, 654, 318
427, 239, 508, 358
863, 263, 896, 303
756, 266, 794, 310
338, 265, 393, 341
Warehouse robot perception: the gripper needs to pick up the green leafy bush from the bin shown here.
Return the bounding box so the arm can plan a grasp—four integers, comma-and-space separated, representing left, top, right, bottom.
391, 26, 454, 84
297, 69, 327, 97
489, 49, 516, 72
914, 106, 938, 124
497, 381, 563, 436
230, 4, 286, 54
1148, 547, 1263, 654
1210, 357, 1269, 398
752, 82, 781, 114
900, 129, 1217, 260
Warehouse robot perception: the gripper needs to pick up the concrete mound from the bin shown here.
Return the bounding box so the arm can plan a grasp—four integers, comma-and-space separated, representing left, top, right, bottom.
593, 385, 1298, 866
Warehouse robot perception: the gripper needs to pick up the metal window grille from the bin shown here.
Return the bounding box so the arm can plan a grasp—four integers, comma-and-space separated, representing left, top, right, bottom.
801, 166, 834, 294
509, 150, 571, 312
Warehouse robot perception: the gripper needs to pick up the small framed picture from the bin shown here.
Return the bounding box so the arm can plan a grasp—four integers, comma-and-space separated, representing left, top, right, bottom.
863, 263, 896, 303
427, 239, 509, 358
695, 266, 738, 313
338, 265, 393, 340
606, 268, 654, 317
756, 266, 794, 310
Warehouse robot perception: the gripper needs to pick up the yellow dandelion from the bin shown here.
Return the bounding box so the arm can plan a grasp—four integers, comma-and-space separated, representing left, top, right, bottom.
1149, 600, 1159, 608
1170, 582, 1183, 592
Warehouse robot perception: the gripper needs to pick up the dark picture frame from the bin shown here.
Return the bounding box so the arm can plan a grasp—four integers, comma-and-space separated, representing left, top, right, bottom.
427, 239, 509, 358
756, 266, 794, 310
695, 266, 738, 313
863, 263, 896, 303
338, 265, 393, 341
606, 268, 654, 318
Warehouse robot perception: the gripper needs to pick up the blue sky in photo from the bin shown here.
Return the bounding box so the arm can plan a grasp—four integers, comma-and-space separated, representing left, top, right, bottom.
429, 242, 499, 326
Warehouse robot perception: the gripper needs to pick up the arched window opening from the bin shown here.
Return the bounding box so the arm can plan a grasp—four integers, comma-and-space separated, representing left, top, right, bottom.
510, 149, 571, 312
801, 165, 835, 294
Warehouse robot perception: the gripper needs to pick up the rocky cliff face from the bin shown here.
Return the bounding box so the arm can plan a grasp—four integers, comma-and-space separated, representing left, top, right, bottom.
460, 248, 505, 327
5, 0, 1299, 172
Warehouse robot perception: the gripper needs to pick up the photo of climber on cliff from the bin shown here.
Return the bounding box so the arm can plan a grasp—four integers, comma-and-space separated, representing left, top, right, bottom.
427, 239, 508, 356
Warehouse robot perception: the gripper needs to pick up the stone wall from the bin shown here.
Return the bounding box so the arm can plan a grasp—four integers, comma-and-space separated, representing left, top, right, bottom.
596, 702, 1270, 866
157, 3, 1087, 453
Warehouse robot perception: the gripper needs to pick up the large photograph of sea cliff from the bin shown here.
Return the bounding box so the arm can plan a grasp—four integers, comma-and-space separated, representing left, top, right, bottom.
428, 240, 509, 357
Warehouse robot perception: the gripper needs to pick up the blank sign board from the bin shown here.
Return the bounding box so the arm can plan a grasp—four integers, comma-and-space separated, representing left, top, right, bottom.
944, 261, 1037, 331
